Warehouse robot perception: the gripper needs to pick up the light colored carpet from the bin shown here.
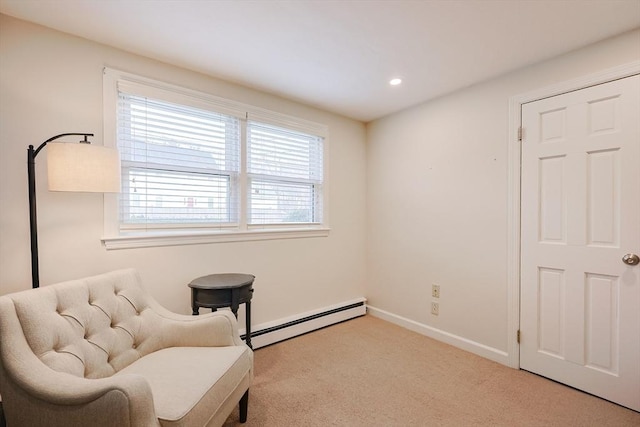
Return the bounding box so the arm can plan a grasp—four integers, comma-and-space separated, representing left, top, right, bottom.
224, 315, 640, 426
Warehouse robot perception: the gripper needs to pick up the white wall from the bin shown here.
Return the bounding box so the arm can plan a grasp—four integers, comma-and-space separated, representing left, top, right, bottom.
366, 29, 640, 359
0, 15, 367, 326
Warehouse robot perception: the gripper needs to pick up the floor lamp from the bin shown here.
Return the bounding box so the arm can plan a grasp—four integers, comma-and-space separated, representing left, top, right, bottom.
28, 133, 120, 288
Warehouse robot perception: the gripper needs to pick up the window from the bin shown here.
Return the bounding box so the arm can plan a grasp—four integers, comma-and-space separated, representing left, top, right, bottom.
247, 122, 323, 225
118, 93, 240, 228
103, 69, 328, 249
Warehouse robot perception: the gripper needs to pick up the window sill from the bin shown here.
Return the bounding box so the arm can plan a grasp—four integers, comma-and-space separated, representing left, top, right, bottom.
102, 227, 331, 250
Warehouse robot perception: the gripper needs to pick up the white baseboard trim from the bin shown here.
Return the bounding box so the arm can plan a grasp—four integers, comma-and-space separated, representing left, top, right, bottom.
242, 298, 367, 349
367, 305, 510, 366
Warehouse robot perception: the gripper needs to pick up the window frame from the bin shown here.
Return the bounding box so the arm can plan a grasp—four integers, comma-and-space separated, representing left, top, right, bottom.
102, 68, 329, 250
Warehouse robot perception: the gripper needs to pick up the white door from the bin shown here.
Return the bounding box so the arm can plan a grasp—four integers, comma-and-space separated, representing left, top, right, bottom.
520, 74, 640, 411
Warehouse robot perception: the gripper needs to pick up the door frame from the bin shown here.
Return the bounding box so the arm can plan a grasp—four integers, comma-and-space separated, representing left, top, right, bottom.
506, 60, 640, 368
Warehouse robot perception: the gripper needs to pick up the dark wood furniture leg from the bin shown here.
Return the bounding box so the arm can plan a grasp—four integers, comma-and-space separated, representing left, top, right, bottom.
245, 300, 252, 349
191, 288, 199, 315
231, 287, 239, 318
239, 390, 249, 423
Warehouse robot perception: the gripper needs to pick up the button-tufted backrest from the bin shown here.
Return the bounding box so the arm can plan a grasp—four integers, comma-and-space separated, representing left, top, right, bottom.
4, 269, 165, 379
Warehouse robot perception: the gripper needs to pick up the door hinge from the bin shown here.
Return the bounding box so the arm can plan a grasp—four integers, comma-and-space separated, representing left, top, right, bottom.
518, 127, 524, 141
517, 329, 521, 344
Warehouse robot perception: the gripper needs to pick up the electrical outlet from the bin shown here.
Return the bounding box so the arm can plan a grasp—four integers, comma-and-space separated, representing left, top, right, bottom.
432, 284, 440, 298
431, 302, 439, 316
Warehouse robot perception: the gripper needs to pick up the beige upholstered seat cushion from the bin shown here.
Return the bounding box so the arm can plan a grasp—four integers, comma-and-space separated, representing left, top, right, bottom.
115, 346, 253, 427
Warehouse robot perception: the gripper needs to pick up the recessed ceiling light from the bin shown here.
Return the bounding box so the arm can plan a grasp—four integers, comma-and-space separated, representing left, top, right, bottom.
389, 78, 402, 86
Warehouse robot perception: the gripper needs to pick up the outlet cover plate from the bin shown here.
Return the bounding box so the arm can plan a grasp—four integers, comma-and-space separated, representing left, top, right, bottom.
432, 284, 440, 298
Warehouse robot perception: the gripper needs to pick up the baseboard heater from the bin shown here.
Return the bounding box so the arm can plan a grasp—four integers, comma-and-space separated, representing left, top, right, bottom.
240, 297, 366, 350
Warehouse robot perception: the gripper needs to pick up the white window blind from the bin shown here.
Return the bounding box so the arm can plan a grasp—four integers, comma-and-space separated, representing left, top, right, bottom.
247, 121, 323, 225
117, 91, 240, 229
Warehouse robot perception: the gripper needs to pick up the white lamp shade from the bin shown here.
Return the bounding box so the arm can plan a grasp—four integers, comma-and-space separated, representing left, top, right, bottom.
47, 143, 120, 192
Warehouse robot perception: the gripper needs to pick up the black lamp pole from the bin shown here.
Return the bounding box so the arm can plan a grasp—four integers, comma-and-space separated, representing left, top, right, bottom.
27, 133, 93, 288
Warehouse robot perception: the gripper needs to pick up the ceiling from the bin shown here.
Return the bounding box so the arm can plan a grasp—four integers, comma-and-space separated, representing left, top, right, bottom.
1, 1, 639, 122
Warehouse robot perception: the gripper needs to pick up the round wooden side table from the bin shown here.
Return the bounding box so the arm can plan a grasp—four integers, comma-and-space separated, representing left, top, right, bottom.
188, 273, 255, 348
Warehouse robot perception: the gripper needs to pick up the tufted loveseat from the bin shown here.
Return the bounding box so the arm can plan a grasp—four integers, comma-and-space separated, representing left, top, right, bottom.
0, 269, 253, 427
